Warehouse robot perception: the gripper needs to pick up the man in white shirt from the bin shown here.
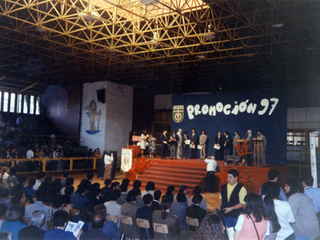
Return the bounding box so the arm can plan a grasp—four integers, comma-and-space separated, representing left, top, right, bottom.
33, 172, 45, 191
26, 147, 34, 159
105, 189, 121, 227
103, 151, 113, 180
204, 156, 217, 193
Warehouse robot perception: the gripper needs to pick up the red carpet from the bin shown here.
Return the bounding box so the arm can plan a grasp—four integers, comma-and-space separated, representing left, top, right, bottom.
125, 158, 291, 194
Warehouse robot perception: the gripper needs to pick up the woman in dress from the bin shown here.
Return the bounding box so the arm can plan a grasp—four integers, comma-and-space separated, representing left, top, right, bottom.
148, 134, 156, 158
284, 178, 320, 240
140, 130, 149, 157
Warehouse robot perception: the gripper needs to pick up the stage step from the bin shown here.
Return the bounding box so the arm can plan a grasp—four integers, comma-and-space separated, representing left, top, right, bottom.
136, 160, 207, 194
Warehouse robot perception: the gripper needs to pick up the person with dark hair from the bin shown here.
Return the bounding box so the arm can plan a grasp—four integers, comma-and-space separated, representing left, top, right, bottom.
18, 210, 46, 240
121, 189, 141, 238
171, 192, 188, 230
110, 181, 120, 191
188, 186, 207, 210
10, 175, 27, 196
245, 129, 253, 166
194, 213, 226, 240
160, 130, 168, 159
174, 185, 190, 203
0, 188, 10, 208
103, 151, 114, 180
302, 174, 320, 214
165, 185, 175, 203
262, 195, 281, 240
186, 194, 206, 231
199, 130, 207, 159
133, 180, 141, 190
87, 173, 94, 183
7, 167, 18, 190
142, 181, 155, 197
151, 190, 162, 211
61, 176, 74, 195
169, 130, 179, 159
33, 172, 45, 191
10, 191, 26, 206
71, 183, 89, 213
74, 206, 94, 233
141, 129, 149, 158
0, 204, 27, 240
183, 131, 190, 159
263, 181, 295, 240
105, 189, 121, 227
100, 179, 112, 202
61, 171, 70, 188
0, 203, 7, 229
233, 131, 241, 162
80, 213, 109, 240
257, 130, 267, 166
234, 193, 270, 240
190, 128, 198, 159
122, 178, 130, 187
284, 178, 320, 240
214, 131, 224, 161
260, 169, 287, 201
148, 133, 156, 158
87, 189, 103, 208
25, 189, 51, 231
217, 169, 247, 229
118, 184, 128, 205
153, 195, 181, 239
24, 178, 35, 204
205, 155, 217, 193
43, 210, 78, 240
136, 194, 154, 239
224, 131, 233, 158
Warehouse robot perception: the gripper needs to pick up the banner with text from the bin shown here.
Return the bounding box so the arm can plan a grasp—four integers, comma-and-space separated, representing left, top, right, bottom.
172, 91, 287, 165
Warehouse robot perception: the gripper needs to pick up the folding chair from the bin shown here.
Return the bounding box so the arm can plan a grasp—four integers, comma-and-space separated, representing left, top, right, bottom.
153, 223, 169, 240
186, 216, 199, 231
136, 218, 150, 240
120, 215, 133, 240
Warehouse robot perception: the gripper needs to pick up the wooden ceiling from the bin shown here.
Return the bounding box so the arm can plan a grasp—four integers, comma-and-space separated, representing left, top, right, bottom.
0, 0, 319, 94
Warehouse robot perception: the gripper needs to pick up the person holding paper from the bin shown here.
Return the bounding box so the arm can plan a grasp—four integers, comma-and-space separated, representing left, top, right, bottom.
199, 130, 207, 159
169, 130, 179, 159
182, 131, 190, 159
190, 128, 198, 159
103, 151, 113, 180
160, 130, 168, 159
214, 131, 224, 160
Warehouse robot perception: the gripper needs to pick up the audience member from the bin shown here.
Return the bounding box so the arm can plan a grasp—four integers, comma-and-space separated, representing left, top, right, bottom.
188, 186, 207, 209
153, 195, 181, 239
80, 213, 109, 240
234, 193, 270, 240
100, 179, 112, 202
165, 185, 175, 203
18, 210, 46, 240
0, 203, 8, 229
74, 206, 94, 232
186, 194, 206, 231
25, 189, 51, 231
0, 188, 10, 207
24, 178, 35, 203
194, 213, 226, 240
263, 181, 295, 240
10, 191, 26, 206
61, 177, 74, 195
61, 172, 70, 188
117, 184, 128, 205
104, 189, 121, 227
43, 210, 78, 240
121, 189, 141, 239
141, 181, 155, 197
301, 174, 320, 214
87, 190, 103, 207
260, 170, 287, 201
70, 183, 89, 213
11, 176, 27, 196
136, 194, 154, 239
284, 178, 320, 240
0, 204, 27, 240
171, 192, 188, 231
33, 172, 45, 191
173, 185, 190, 203
262, 195, 281, 240
150, 190, 162, 211
7, 167, 18, 190
110, 181, 120, 191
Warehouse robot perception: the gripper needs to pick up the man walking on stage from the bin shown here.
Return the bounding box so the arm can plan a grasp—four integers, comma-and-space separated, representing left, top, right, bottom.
160, 130, 168, 159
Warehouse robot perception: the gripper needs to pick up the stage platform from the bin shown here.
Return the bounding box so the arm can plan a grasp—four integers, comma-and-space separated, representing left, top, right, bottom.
125, 157, 291, 194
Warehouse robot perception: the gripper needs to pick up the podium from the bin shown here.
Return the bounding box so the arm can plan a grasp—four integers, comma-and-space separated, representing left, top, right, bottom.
253, 138, 264, 167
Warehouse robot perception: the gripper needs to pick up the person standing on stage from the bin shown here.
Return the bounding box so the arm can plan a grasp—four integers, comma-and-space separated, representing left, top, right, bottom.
214, 131, 224, 160
169, 130, 179, 159
140, 129, 149, 158
257, 130, 267, 166
246, 130, 253, 166
148, 134, 156, 158
199, 130, 207, 159
233, 131, 241, 162
160, 130, 168, 159
204, 156, 217, 193
224, 131, 233, 157
190, 129, 198, 159
103, 150, 114, 180
217, 169, 247, 229
176, 129, 183, 159
183, 131, 190, 159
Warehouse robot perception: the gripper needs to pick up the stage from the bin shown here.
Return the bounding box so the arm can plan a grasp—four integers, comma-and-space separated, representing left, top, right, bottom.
125, 157, 291, 194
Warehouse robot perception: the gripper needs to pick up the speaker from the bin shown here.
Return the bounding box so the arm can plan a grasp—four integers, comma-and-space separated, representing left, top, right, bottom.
97, 89, 105, 103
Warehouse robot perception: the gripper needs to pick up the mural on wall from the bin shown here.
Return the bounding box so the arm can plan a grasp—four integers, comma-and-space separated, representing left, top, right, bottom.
85, 99, 101, 134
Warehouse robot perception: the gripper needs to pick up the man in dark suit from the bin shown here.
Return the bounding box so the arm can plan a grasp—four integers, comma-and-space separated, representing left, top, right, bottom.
80, 213, 109, 240
186, 195, 207, 231
70, 183, 89, 213
214, 131, 224, 160
136, 194, 154, 239
150, 190, 162, 211
182, 131, 190, 159
160, 130, 168, 159
100, 179, 112, 202
18, 210, 46, 240
190, 128, 198, 159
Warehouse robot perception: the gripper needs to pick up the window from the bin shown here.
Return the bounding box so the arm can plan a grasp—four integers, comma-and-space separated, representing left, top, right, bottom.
29, 95, 34, 114
10, 93, 15, 113
17, 94, 22, 113
35, 96, 40, 115
23, 95, 28, 114
3, 92, 8, 112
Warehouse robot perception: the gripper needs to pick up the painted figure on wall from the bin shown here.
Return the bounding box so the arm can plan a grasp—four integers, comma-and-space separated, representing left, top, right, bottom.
85, 99, 101, 133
